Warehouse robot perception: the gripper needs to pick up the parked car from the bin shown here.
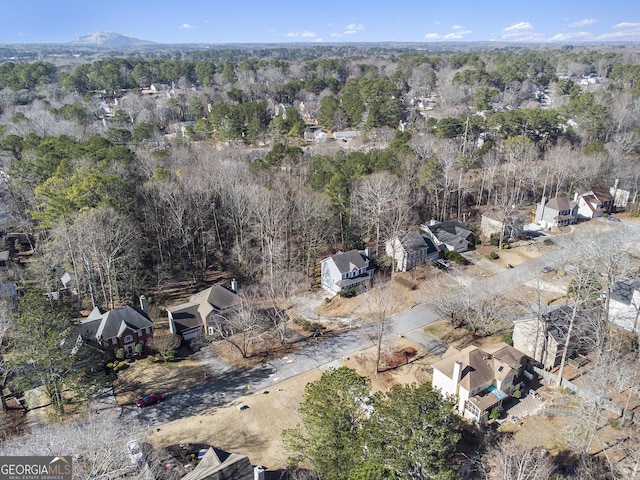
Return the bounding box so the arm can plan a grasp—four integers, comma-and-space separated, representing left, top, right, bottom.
606, 215, 621, 223
541, 266, 555, 274
436, 259, 451, 270
136, 393, 164, 408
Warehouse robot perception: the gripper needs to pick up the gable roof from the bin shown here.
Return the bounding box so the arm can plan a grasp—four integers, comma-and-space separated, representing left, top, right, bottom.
187, 285, 240, 314
166, 301, 203, 332
545, 196, 576, 212
425, 220, 474, 244
590, 188, 614, 203
433, 342, 526, 392
80, 305, 153, 342
395, 231, 437, 254
180, 448, 254, 480
327, 250, 369, 274
610, 277, 640, 306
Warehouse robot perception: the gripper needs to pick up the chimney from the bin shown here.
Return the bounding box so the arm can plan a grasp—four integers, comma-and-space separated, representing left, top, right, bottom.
139, 295, 148, 314
452, 360, 463, 384
364, 247, 370, 259
573, 191, 578, 202
230, 278, 238, 293
254, 466, 266, 480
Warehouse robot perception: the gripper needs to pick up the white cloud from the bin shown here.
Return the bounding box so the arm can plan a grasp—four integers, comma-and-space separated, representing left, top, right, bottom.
451, 24, 464, 30
425, 33, 441, 39
502, 21, 534, 33
330, 32, 341, 38
344, 23, 365, 34
614, 22, 640, 29
443, 33, 463, 40
180, 23, 196, 29
313, 38, 323, 43
549, 31, 592, 42
569, 18, 598, 28
501, 21, 545, 41
596, 22, 640, 40
287, 31, 317, 38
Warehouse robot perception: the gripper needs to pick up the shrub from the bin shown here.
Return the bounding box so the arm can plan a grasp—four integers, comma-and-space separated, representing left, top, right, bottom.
512, 389, 522, 399
489, 407, 501, 420
337, 287, 358, 298
502, 243, 510, 249
444, 250, 470, 265
500, 332, 513, 346
488, 251, 499, 260
115, 348, 126, 360
489, 233, 500, 246
543, 238, 554, 245
394, 275, 417, 290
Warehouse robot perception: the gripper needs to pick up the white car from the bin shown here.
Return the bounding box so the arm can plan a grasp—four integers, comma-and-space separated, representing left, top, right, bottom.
127, 440, 144, 464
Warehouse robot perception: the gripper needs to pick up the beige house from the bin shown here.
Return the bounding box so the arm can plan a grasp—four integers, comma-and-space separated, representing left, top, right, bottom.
480, 210, 524, 241
431, 343, 528, 424
167, 281, 240, 340
385, 230, 439, 272
513, 304, 592, 370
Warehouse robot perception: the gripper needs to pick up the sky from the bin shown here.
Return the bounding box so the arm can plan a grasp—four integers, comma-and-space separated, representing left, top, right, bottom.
2, 0, 640, 45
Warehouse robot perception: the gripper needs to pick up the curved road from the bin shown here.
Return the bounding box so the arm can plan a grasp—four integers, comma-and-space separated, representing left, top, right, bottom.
123, 219, 637, 428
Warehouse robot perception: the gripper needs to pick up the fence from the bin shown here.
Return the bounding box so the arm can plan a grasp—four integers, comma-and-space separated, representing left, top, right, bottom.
533, 366, 640, 424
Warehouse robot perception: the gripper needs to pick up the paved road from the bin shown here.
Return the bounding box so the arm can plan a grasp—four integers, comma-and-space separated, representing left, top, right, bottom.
123, 219, 638, 428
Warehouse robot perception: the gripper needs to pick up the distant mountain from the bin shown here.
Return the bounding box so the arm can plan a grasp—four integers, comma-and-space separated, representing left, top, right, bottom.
69, 32, 155, 46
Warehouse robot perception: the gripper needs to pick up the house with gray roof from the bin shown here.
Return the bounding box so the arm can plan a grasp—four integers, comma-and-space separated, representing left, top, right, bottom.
79, 299, 154, 356
609, 277, 640, 334
421, 220, 476, 253
513, 304, 594, 369
432, 342, 528, 424
321, 249, 374, 296
168, 281, 241, 340
385, 230, 439, 272
535, 195, 578, 228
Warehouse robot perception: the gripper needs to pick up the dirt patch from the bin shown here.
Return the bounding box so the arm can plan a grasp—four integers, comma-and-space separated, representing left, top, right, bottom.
147, 337, 439, 470
147, 368, 323, 471
208, 322, 350, 369
113, 357, 209, 405
423, 320, 509, 350
475, 240, 554, 270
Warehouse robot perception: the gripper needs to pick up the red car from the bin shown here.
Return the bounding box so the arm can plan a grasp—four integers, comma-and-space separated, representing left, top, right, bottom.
136, 393, 164, 407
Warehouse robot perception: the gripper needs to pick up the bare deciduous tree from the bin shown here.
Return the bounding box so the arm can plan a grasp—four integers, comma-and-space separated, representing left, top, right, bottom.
479, 436, 556, 480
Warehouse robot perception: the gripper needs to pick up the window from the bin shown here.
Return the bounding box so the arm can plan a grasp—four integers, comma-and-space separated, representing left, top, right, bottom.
208, 326, 215, 336
124, 335, 133, 343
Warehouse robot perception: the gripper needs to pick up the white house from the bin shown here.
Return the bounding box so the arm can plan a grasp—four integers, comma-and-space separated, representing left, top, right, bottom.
577, 189, 614, 219
431, 343, 528, 424
385, 231, 439, 272
535, 196, 578, 228
609, 277, 640, 334
320, 249, 374, 296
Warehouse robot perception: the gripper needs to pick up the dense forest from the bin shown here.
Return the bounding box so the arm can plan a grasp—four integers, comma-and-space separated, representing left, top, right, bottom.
1, 45, 639, 307
0, 41, 640, 479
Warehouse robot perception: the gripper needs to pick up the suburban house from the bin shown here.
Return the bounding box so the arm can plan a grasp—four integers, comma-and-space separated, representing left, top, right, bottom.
577, 189, 614, 219
78, 297, 154, 356
431, 343, 529, 424
535, 195, 578, 228
167, 281, 241, 340
480, 210, 524, 241
321, 249, 374, 296
513, 304, 593, 370
332, 130, 360, 142
385, 230, 439, 272
420, 220, 476, 253
608, 277, 640, 334
180, 447, 254, 480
